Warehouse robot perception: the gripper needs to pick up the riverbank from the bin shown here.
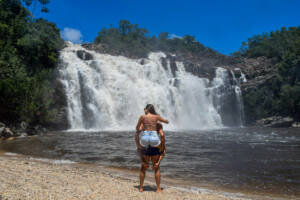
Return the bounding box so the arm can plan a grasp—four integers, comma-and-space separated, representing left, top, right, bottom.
0, 153, 253, 200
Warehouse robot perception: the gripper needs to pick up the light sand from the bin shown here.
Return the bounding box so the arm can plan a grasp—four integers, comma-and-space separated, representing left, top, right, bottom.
0, 154, 248, 200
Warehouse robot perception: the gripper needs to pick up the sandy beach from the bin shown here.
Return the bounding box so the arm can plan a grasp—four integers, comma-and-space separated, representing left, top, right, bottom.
0, 153, 250, 200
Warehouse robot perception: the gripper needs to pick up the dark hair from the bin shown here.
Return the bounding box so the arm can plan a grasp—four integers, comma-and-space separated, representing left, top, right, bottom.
145, 104, 157, 115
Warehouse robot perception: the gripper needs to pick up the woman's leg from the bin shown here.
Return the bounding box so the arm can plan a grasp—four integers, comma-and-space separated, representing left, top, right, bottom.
139, 155, 150, 192
151, 155, 162, 192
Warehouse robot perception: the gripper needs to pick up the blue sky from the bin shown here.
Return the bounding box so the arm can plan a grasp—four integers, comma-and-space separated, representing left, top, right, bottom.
35, 0, 300, 55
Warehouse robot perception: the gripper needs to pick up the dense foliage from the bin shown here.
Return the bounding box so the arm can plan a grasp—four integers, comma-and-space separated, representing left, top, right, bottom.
0, 0, 63, 125
22, 0, 50, 14
235, 27, 300, 121
94, 20, 214, 58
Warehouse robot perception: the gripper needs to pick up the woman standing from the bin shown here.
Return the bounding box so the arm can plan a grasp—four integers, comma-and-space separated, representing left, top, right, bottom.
136, 104, 169, 192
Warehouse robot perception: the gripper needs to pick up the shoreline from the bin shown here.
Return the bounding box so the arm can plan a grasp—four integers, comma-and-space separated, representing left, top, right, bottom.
0, 151, 294, 200
0, 152, 235, 200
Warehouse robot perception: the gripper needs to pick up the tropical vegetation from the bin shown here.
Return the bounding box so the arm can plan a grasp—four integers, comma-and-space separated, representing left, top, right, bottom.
0, 0, 63, 125
235, 26, 300, 122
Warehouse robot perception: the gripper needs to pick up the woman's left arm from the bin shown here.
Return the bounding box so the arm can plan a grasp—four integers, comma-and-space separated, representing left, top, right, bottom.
157, 115, 169, 124
136, 115, 144, 131
135, 124, 143, 149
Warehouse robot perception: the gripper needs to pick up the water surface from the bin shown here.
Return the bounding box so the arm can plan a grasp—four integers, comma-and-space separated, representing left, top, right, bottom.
1, 127, 299, 198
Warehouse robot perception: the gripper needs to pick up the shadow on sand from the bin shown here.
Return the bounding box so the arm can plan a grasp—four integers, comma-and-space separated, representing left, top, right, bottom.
134, 185, 164, 192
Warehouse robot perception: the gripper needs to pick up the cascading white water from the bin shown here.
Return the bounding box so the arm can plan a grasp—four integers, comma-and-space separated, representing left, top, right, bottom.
210, 67, 231, 113
59, 42, 243, 131
230, 69, 246, 126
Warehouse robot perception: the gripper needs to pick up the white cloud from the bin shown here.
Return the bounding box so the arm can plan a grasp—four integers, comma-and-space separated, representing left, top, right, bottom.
61, 27, 83, 43
169, 34, 182, 39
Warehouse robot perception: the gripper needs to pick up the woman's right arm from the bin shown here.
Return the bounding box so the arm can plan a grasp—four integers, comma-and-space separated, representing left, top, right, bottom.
157, 115, 169, 124
159, 129, 166, 154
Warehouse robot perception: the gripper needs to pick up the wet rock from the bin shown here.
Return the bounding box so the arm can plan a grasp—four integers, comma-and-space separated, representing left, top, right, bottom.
34, 125, 41, 130
173, 78, 180, 87
20, 132, 28, 137
0, 122, 5, 128
42, 127, 47, 133
169, 56, 178, 77
229, 57, 278, 125
45, 69, 69, 130
14, 131, 22, 137
20, 121, 28, 130
139, 59, 145, 65
26, 128, 37, 136
256, 116, 294, 128
77, 50, 93, 60
0, 127, 4, 134
2, 128, 14, 138
43, 69, 69, 130
233, 57, 276, 92
292, 122, 300, 128
32, 125, 46, 134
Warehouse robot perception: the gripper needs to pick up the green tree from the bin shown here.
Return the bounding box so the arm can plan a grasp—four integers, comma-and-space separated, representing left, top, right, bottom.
94, 20, 211, 58
22, 0, 50, 14
0, 0, 64, 125
235, 26, 300, 122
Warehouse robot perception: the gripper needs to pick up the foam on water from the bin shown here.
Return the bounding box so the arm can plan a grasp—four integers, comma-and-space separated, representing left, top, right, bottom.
29, 157, 76, 164
4, 152, 19, 156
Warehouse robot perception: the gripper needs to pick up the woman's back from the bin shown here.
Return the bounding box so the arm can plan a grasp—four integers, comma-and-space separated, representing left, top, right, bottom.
136, 104, 169, 132
143, 114, 158, 131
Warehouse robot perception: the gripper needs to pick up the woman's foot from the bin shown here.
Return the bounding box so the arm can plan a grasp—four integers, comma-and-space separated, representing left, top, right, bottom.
156, 187, 162, 193
139, 186, 143, 192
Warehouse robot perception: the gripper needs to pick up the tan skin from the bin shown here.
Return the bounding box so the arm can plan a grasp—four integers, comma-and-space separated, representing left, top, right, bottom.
136, 109, 168, 193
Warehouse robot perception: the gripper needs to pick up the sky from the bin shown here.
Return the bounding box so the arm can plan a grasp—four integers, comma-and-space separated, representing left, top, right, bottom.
34, 0, 300, 55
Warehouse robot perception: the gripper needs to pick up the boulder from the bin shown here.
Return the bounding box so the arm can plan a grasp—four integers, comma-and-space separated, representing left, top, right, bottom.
2, 128, 14, 138
20, 121, 28, 130
34, 125, 42, 131
256, 116, 294, 128
77, 50, 93, 60
138, 58, 146, 65
26, 128, 37, 136
31, 125, 45, 135
18, 132, 28, 137
42, 127, 47, 133
292, 122, 300, 128
0, 127, 4, 135
45, 69, 69, 130
0, 122, 5, 127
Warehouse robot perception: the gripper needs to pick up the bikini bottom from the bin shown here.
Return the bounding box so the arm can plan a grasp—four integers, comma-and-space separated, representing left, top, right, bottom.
141, 146, 161, 156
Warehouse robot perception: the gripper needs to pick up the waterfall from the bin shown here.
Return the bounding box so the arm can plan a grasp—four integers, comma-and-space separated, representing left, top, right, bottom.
59, 42, 244, 131
231, 68, 247, 126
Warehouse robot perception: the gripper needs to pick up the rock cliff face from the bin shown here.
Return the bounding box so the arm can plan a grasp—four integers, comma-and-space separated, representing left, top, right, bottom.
82, 43, 237, 79
229, 57, 278, 125
232, 57, 276, 92
46, 67, 69, 130
229, 57, 298, 127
